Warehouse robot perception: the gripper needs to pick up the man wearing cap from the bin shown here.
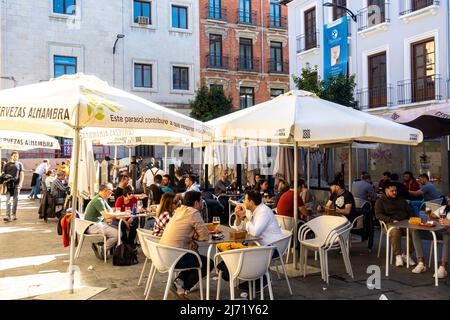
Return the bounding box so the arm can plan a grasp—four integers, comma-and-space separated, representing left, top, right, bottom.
317, 178, 358, 222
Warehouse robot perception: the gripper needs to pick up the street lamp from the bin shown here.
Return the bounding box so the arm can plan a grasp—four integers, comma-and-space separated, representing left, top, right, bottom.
112, 34, 125, 87
323, 2, 357, 22
113, 34, 125, 55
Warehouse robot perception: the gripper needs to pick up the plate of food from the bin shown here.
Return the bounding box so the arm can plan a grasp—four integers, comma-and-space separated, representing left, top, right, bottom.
419, 221, 435, 228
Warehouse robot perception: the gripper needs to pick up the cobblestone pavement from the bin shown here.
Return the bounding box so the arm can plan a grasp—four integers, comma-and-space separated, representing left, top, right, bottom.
0, 195, 449, 300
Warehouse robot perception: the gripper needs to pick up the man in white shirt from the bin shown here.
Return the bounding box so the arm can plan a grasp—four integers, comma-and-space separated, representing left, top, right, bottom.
217, 190, 283, 292
233, 189, 283, 246
142, 165, 165, 195
29, 159, 49, 199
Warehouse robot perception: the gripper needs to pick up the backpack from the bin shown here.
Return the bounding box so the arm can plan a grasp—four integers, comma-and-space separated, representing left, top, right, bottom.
112, 243, 138, 266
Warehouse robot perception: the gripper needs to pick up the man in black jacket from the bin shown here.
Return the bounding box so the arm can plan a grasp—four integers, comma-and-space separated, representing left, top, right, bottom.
375, 182, 415, 267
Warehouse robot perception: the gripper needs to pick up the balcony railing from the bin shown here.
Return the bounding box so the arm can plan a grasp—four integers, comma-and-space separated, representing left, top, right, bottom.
205, 4, 227, 21
399, 0, 439, 16
267, 59, 289, 74
205, 54, 229, 69
357, 1, 390, 32
236, 57, 260, 72
397, 74, 443, 105
237, 9, 257, 25
267, 14, 287, 29
356, 85, 393, 109
296, 31, 319, 54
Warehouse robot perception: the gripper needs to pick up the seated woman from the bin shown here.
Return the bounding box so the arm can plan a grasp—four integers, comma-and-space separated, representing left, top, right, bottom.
152, 192, 176, 237
113, 185, 143, 247
411, 196, 450, 278
273, 180, 290, 208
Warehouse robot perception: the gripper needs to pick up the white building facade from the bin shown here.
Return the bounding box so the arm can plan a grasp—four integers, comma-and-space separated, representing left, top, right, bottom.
0, 0, 200, 159
0, 0, 200, 112
288, 0, 450, 193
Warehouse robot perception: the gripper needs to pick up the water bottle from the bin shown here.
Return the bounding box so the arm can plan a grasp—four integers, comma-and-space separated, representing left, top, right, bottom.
132, 204, 137, 216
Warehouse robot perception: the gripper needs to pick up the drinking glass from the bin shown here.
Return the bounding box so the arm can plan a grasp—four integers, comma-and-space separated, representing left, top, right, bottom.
440, 211, 447, 220
137, 200, 143, 213
212, 216, 221, 232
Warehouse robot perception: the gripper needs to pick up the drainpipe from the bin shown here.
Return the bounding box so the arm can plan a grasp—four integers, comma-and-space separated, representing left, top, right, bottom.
260, 0, 265, 78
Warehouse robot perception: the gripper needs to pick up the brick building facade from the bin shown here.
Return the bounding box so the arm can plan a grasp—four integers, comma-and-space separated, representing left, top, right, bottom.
199, 0, 290, 110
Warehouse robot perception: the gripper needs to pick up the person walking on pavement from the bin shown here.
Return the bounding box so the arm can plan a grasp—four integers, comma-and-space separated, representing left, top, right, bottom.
2, 151, 24, 222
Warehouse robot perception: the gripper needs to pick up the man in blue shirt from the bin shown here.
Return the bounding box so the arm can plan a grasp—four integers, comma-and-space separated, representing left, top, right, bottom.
409, 174, 443, 216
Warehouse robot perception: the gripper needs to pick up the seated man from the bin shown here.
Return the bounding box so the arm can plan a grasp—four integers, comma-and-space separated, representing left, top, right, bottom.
409, 174, 443, 217
84, 183, 119, 260
50, 170, 69, 206
352, 173, 377, 202
159, 191, 212, 297
214, 170, 237, 195
277, 182, 310, 220
375, 182, 416, 267
217, 190, 284, 292
161, 174, 175, 193
113, 175, 130, 200
411, 196, 450, 277
317, 178, 358, 222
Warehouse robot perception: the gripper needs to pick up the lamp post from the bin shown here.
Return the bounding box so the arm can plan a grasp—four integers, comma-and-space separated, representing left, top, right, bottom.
112, 34, 125, 87
323, 2, 357, 22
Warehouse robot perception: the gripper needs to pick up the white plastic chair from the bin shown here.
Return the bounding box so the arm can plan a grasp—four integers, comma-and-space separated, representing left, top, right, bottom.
74, 218, 107, 263
377, 220, 394, 264
144, 239, 204, 300
322, 222, 354, 283
136, 229, 160, 292
275, 215, 295, 264
265, 230, 293, 295
419, 198, 445, 212
298, 215, 349, 283
215, 246, 275, 300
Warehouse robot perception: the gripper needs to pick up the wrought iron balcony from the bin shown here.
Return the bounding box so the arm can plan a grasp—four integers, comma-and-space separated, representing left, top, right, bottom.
236, 57, 260, 73
397, 74, 443, 105
267, 14, 287, 29
205, 4, 227, 21
296, 31, 319, 54
267, 59, 289, 74
357, 1, 390, 32
205, 54, 229, 70
356, 85, 393, 109
399, 0, 440, 16
237, 9, 257, 25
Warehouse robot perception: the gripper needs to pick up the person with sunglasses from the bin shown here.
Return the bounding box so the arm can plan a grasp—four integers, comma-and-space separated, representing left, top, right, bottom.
113, 185, 144, 247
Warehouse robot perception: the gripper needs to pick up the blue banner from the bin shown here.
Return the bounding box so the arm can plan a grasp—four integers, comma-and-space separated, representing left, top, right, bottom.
324, 16, 348, 80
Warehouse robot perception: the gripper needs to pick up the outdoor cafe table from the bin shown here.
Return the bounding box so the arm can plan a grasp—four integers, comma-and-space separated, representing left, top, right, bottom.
201, 225, 261, 300
108, 211, 147, 246
385, 219, 444, 286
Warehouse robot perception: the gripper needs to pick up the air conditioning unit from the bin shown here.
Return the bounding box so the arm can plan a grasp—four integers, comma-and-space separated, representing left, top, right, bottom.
137, 16, 150, 25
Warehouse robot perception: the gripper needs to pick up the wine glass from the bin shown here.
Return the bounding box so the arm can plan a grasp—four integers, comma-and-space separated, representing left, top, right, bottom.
212, 216, 221, 233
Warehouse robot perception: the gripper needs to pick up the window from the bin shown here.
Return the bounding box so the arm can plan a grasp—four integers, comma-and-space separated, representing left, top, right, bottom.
134, 63, 152, 88
53, 0, 76, 15
54, 56, 77, 78
173, 66, 189, 90
134, 0, 151, 24
209, 34, 223, 68
270, 42, 283, 72
270, 0, 281, 27
368, 52, 387, 108
332, 0, 347, 21
239, 38, 253, 71
412, 0, 435, 12
240, 87, 254, 109
270, 88, 284, 98
209, 0, 221, 19
411, 38, 436, 102
239, 0, 251, 23
172, 5, 188, 29
304, 7, 317, 50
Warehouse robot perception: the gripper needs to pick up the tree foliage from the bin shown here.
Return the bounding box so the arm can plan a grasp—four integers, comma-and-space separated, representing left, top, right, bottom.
190, 84, 233, 122
292, 63, 357, 109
